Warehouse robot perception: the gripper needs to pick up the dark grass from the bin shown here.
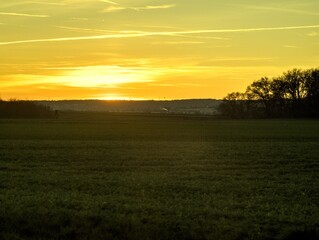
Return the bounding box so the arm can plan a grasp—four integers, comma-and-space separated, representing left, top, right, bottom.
0, 112, 319, 240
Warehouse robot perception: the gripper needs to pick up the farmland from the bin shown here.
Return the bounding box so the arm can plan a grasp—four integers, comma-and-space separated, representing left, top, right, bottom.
0, 112, 319, 240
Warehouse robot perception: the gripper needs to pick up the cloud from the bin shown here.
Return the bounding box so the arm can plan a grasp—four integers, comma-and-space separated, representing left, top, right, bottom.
149, 83, 202, 87
100, 0, 119, 5
283, 45, 298, 48
4, 66, 159, 89
242, 5, 319, 15
308, 31, 319, 36
103, 6, 126, 12
102, 4, 176, 12
26, 1, 66, 6
149, 83, 176, 87
0, 1, 65, 7
91, 94, 146, 101
124, 24, 184, 30
55, 25, 145, 34
70, 17, 89, 21
151, 41, 204, 45
177, 35, 230, 40
0, 12, 49, 18
1, 24, 319, 46
206, 57, 274, 62
132, 5, 176, 11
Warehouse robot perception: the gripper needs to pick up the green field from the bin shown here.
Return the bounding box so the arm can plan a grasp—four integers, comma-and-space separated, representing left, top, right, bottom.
1, 112, 319, 240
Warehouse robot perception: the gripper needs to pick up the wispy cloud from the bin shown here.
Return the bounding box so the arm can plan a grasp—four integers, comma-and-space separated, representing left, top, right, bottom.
56, 25, 148, 35
149, 83, 176, 87
207, 57, 274, 62
124, 24, 183, 30
133, 5, 176, 11
1, 24, 319, 46
100, 0, 119, 5
27, 1, 66, 6
0, 12, 49, 18
6, 66, 159, 89
242, 5, 319, 15
0, 1, 65, 7
308, 31, 319, 36
91, 94, 146, 101
103, 6, 126, 12
70, 17, 89, 21
151, 41, 204, 45
149, 83, 202, 87
56, 26, 224, 45
103, 4, 176, 12
173, 34, 229, 40
283, 45, 298, 48
56, 25, 114, 33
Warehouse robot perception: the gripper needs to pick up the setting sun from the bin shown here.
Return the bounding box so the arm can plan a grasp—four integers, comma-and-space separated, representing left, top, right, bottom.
45, 66, 156, 88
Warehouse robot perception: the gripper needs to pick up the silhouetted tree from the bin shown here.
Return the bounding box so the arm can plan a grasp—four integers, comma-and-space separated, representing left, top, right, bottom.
304, 68, 319, 117
219, 68, 319, 118
246, 77, 275, 117
0, 100, 55, 119
219, 92, 245, 118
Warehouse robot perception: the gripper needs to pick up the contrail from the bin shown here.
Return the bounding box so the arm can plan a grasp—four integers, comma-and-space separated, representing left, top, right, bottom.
0, 12, 49, 18
1, 24, 319, 46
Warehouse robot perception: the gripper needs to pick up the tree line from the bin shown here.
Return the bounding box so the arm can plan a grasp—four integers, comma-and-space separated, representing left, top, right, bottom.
218, 68, 319, 118
0, 99, 55, 118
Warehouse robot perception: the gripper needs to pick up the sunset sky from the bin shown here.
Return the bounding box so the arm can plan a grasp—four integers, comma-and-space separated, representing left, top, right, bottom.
0, 0, 318, 100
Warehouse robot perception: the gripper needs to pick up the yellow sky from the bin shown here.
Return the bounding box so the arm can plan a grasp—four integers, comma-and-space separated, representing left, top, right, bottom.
0, 0, 318, 100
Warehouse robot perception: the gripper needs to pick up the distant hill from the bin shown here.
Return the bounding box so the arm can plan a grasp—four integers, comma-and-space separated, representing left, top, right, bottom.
37, 99, 221, 115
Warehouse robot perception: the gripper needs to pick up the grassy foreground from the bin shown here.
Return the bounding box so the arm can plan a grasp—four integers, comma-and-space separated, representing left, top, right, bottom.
0, 112, 319, 240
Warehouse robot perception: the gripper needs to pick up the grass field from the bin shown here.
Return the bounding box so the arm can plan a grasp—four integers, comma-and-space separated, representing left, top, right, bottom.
0, 112, 319, 240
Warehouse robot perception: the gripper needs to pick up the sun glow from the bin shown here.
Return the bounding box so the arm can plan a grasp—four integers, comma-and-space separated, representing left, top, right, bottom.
46, 66, 157, 88
93, 94, 147, 100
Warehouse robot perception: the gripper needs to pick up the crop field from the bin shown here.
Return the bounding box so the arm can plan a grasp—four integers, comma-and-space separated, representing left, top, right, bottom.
0, 112, 319, 240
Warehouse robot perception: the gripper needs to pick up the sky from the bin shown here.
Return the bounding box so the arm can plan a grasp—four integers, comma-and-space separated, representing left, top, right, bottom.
0, 0, 319, 100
